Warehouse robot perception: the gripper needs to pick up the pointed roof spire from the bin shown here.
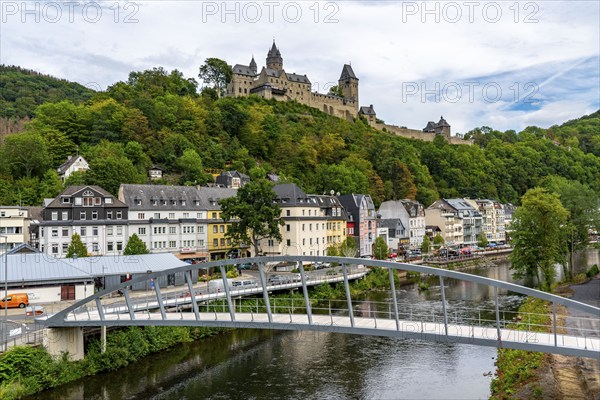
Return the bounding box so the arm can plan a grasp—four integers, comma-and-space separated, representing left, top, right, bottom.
268, 40, 281, 57
339, 64, 358, 80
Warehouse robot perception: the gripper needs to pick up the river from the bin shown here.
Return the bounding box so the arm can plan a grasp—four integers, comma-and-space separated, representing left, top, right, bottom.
31, 250, 599, 400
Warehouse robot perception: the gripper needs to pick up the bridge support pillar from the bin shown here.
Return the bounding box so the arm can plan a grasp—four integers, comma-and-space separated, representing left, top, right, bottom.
43, 327, 84, 361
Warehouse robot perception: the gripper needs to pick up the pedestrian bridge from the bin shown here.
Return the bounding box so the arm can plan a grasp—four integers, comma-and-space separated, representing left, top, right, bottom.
39, 256, 600, 359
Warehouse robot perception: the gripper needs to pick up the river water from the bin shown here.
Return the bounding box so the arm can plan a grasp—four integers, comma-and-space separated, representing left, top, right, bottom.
31, 250, 599, 400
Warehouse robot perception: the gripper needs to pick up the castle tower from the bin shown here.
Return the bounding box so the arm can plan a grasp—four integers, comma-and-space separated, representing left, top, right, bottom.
266, 41, 283, 72
338, 64, 359, 106
436, 116, 451, 138
249, 56, 257, 75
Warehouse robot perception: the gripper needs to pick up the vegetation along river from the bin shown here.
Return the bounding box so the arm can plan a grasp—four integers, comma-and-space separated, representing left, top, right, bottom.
31, 251, 598, 400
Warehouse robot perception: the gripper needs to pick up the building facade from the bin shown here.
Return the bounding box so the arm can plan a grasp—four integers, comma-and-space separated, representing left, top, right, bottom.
35, 186, 129, 257
0, 207, 31, 253
338, 194, 377, 257
57, 155, 89, 182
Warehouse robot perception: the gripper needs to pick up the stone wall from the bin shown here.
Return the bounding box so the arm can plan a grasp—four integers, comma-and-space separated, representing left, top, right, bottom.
374, 123, 472, 145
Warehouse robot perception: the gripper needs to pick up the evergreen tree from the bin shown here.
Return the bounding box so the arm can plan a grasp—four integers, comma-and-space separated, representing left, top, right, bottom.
123, 233, 149, 255
66, 233, 88, 258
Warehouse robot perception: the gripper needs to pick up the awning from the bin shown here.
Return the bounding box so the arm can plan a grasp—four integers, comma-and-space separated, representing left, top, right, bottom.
175, 252, 209, 260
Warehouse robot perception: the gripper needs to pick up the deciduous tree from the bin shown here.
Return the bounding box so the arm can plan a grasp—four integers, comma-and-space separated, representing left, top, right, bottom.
123, 233, 149, 255
219, 179, 283, 256
373, 236, 389, 260
66, 233, 88, 258
198, 58, 232, 98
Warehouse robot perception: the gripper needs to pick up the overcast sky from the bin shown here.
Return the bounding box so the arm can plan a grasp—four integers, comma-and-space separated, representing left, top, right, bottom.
2, 1, 599, 134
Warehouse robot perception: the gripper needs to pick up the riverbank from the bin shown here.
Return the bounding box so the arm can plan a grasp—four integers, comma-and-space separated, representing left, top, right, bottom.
490, 267, 600, 399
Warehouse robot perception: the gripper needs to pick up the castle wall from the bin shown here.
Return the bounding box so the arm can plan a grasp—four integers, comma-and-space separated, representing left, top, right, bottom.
374, 123, 472, 145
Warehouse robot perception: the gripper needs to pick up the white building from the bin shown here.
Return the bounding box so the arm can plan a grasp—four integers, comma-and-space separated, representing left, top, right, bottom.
57, 155, 89, 182
0, 207, 31, 253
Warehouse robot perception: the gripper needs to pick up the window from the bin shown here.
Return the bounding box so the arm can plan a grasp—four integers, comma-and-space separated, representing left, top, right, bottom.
62, 243, 68, 253
198, 239, 205, 247
138, 213, 145, 219
286, 210, 290, 216
62, 228, 69, 237
197, 213, 202, 219
92, 227, 98, 236
169, 226, 177, 234
135, 198, 141, 206
198, 226, 204, 233
116, 242, 123, 251
74, 197, 82, 206
302, 224, 305, 231
92, 243, 99, 251
286, 224, 290, 232
92, 211, 98, 220
220, 238, 225, 247
83, 197, 94, 207
80, 211, 86, 220
107, 211, 113, 219
116, 226, 123, 235
286, 239, 291, 246
169, 241, 176, 248
107, 242, 114, 251
309, 224, 312, 231
212, 212, 217, 219
213, 226, 218, 233
107, 226, 113, 236
62, 211, 68, 220
183, 212, 189, 218
213, 238, 218, 247
268, 239, 274, 246
116, 211, 122, 220
154, 213, 160, 219
52, 229, 58, 237
51, 212, 58, 221
220, 225, 224, 233
169, 213, 175, 219
138, 227, 146, 235
61, 197, 70, 204
81, 227, 86, 236
52, 244, 59, 254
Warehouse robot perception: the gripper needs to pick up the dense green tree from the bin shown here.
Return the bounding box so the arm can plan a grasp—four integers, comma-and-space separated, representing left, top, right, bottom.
66, 233, 89, 258
123, 233, 149, 255
327, 85, 344, 98
509, 188, 569, 291
176, 149, 210, 185
477, 233, 488, 249
198, 58, 232, 98
433, 234, 445, 248
421, 235, 431, 254
219, 179, 284, 256
1, 132, 50, 178
373, 236, 389, 260
39, 170, 63, 200
340, 236, 358, 257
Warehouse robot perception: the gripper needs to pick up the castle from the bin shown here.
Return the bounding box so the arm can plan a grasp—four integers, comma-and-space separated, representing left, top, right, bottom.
228, 41, 360, 122
228, 42, 470, 145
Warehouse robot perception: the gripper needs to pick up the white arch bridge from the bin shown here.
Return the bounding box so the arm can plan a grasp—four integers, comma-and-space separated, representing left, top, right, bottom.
38, 256, 600, 359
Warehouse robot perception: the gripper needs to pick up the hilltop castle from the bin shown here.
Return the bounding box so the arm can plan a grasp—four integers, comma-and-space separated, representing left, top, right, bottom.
228, 41, 360, 121
228, 42, 469, 144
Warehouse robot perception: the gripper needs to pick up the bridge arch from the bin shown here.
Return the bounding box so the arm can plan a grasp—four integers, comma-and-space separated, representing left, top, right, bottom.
39, 256, 600, 358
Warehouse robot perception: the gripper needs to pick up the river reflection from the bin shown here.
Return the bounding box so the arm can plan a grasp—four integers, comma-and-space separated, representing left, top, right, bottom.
29, 250, 599, 400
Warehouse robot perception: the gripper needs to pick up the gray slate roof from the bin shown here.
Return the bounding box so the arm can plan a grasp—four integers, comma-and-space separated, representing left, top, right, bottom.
233, 64, 257, 76
119, 184, 236, 211
46, 186, 127, 209
359, 105, 376, 116
339, 64, 358, 80
273, 183, 315, 206
287, 73, 310, 84
57, 155, 86, 174
0, 253, 187, 284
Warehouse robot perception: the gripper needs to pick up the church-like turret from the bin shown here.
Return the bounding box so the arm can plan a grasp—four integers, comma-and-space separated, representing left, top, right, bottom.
266, 41, 283, 72
249, 56, 257, 75
338, 64, 359, 106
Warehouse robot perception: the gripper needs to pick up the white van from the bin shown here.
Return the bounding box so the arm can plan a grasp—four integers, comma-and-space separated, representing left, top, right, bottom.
208, 279, 232, 294
231, 279, 258, 291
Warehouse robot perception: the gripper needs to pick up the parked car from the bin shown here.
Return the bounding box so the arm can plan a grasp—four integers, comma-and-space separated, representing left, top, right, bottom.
268, 275, 291, 285
26, 305, 45, 316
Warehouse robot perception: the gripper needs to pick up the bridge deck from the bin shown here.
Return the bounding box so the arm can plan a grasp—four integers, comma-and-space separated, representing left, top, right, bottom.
61, 310, 600, 359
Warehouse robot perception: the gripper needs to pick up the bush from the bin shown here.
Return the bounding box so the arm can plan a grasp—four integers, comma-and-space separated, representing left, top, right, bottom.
586, 264, 599, 278
573, 273, 587, 284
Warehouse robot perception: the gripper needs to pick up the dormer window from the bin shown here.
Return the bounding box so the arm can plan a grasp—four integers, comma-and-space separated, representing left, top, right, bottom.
105, 198, 113, 204
61, 197, 70, 204
181, 200, 186, 206
161, 200, 167, 205
135, 198, 142, 206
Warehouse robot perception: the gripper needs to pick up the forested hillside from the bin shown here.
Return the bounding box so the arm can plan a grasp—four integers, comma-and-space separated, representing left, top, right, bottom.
0, 67, 598, 208
0, 65, 94, 119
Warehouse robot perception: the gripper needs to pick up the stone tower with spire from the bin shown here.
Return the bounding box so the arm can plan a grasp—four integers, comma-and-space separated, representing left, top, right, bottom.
338, 64, 359, 105
249, 56, 257, 75
266, 41, 283, 72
